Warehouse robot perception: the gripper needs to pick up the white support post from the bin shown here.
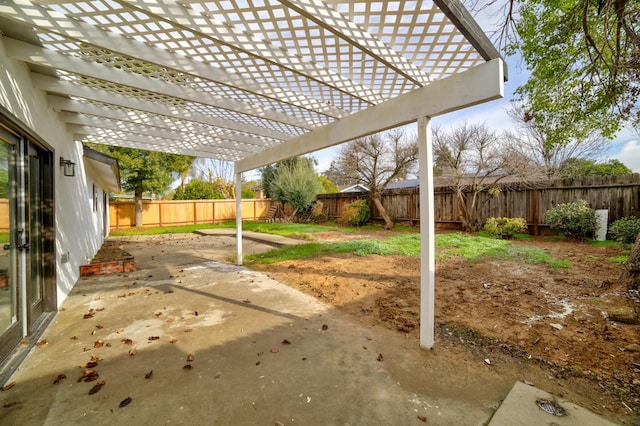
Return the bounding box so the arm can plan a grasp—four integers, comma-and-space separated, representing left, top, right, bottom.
235, 171, 243, 266
418, 116, 436, 349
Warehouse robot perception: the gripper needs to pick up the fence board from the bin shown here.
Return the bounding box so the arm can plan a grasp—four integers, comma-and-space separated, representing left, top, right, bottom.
109, 199, 272, 229
317, 174, 640, 232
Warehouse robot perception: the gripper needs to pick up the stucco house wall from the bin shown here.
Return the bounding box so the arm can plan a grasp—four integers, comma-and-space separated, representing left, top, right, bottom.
0, 37, 110, 307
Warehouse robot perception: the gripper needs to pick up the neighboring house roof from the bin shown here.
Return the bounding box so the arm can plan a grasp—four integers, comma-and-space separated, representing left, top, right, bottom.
82, 146, 121, 192
339, 184, 369, 193
385, 179, 420, 190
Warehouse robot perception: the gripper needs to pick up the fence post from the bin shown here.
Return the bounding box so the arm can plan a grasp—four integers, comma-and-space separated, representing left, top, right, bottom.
533, 189, 539, 236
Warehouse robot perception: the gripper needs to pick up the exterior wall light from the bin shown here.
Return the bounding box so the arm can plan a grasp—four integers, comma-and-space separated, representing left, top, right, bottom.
60, 157, 76, 177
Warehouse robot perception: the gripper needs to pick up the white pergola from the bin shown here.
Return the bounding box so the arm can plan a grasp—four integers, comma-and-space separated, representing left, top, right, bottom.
0, 0, 505, 349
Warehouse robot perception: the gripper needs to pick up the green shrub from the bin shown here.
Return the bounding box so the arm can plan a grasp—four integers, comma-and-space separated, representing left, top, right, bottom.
484, 217, 528, 239
340, 200, 371, 226
310, 201, 328, 223
545, 200, 596, 241
610, 216, 640, 245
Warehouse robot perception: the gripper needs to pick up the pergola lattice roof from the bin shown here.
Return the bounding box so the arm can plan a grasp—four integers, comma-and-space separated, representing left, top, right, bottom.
0, 0, 504, 172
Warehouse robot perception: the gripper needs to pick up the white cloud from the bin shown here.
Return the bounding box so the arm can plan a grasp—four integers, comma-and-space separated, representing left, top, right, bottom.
612, 139, 640, 172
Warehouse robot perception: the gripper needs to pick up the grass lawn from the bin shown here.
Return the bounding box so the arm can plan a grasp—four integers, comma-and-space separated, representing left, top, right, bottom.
110, 221, 627, 267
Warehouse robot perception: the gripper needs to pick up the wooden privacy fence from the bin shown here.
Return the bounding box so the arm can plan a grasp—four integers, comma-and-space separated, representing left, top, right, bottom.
317, 174, 640, 233
109, 199, 272, 229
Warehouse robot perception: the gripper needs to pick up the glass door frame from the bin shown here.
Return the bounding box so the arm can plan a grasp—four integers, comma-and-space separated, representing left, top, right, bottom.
0, 114, 56, 362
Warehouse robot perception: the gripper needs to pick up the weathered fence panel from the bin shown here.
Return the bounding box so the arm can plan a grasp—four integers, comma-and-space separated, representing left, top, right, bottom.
110, 199, 272, 229
317, 174, 640, 232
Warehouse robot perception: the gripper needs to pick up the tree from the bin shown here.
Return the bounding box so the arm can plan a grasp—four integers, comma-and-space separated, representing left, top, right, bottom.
260, 157, 316, 199
559, 158, 632, 178
502, 0, 639, 140
433, 123, 514, 232
318, 175, 339, 194
191, 158, 236, 199
503, 104, 611, 179
333, 128, 418, 229
89, 145, 194, 227
269, 158, 320, 219
173, 179, 224, 200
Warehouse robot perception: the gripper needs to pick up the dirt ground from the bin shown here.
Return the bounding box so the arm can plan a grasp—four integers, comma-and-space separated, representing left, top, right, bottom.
249, 230, 640, 424
92, 230, 640, 423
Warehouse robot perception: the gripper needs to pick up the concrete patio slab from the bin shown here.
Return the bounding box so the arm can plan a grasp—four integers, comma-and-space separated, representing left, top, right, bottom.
0, 234, 620, 425
489, 381, 618, 426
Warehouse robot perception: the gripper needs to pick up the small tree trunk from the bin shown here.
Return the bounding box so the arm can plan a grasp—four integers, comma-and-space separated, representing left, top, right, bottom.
371, 195, 394, 230
626, 232, 640, 291
134, 188, 143, 228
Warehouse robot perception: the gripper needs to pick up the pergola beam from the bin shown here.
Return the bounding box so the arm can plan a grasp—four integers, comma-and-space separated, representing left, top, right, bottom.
48, 96, 276, 149
63, 113, 258, 155
237, 58, 504, 172
4, 37, 314, 130
32, 73, 290, 141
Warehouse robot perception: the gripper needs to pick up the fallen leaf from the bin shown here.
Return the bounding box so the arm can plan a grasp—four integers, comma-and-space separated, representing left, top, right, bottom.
77, 370, 94, 382
53, 374, 67, 384
186, 354, 194, 362
80, 361, 98, 368
321, 324, 328, 330
255, 361, 261, 366
169, 338, 178, 344
194, 311, 198, 316
184, 328, 193, 333
94, 340, 104, 348
377, 353, 384, 362
155, 312, 163, 317
96, 308, 105, 312
88, 381, 105, 395
270, 348, 279, 353
243, 299, 251, 304
83, 312, 94, 319
58, 307, 66, 312
121, 338, 133, 345
2, 382, 16, 391
213, 372, 222, 379
417, 415, 427, 422
166, 318, 175, 323
119, 396, 132, 408
96, 324, 104, 329
70, 336, 78, 340
19, 339, 29, 344
129, 348, 138, 356
36, 340, 49, 348
90, 355, 102, 362
147, 336, 160, 341
183, 364, 193, 370
282, 339, 291, 345
116, 329, 125, 334
84, 371, 100, 382
144, 370, 153, 379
